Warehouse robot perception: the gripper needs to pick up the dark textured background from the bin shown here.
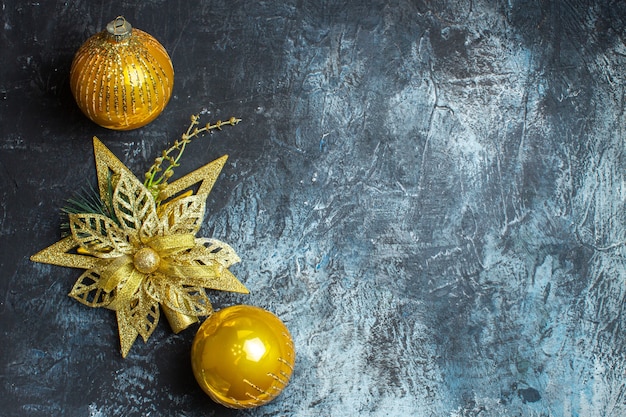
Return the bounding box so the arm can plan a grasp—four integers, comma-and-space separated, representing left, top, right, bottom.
1, 1, 625, 416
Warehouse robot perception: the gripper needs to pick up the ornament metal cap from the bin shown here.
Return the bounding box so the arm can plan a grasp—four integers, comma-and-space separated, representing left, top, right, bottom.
106, 16, 132, 41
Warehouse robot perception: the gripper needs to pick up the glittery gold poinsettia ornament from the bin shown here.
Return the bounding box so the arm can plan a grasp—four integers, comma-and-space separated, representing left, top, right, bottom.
31, 116, 248, 357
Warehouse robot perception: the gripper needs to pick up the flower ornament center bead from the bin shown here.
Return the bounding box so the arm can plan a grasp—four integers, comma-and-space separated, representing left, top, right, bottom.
133, 247, 161, 274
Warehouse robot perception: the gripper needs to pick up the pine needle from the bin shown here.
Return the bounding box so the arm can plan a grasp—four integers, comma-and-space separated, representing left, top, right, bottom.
60, 179, 120, 234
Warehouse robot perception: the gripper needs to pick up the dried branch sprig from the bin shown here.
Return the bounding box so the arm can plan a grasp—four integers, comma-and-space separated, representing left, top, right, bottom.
144, 115, 241, 201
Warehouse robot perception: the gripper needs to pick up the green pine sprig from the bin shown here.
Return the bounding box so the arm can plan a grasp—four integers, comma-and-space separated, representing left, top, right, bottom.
60, 176, 119, 235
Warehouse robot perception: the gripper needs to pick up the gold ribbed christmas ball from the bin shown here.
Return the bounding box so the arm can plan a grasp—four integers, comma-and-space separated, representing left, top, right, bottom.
69, 17, 174, 130
191, 305, 295, 409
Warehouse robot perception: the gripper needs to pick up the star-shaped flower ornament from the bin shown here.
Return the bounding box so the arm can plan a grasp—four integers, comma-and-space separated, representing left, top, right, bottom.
31, 136, 248, 357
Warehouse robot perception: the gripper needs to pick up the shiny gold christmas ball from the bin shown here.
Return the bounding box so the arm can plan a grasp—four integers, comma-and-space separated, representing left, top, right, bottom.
69, 17, 174, 130
191, 305, 295, 409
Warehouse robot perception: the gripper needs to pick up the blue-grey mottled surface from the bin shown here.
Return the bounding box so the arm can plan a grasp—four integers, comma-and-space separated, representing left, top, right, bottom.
1, 1, 625, 416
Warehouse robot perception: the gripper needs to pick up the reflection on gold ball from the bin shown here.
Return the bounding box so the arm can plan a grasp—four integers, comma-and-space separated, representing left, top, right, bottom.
191, 305, 295, 409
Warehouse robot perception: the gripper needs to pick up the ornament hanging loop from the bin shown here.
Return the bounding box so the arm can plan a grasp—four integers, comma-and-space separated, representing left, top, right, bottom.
106, 16, 132, 41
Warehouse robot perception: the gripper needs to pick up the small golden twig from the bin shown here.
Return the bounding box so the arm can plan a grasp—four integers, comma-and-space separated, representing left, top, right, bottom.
144, 115, 241, 201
